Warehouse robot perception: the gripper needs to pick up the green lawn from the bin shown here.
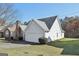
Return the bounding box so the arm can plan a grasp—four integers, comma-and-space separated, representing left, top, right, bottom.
48, 38, 79, 55
0, 38, 79, 56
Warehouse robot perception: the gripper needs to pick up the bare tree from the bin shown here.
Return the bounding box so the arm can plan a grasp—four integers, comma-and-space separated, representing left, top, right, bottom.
0, 3, 18, 26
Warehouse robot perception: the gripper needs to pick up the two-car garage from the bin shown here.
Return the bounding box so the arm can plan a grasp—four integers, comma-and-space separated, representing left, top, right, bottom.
25, 33, 44, 43
24, 20, 46, 43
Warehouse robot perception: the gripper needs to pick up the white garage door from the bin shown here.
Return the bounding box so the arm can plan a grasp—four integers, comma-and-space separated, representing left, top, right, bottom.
25, 33, 44, 43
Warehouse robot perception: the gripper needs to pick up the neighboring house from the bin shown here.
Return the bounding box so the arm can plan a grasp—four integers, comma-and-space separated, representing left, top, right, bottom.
4, 21, 27, 40
0, 26, 5, 37
4, 28, 10, 39
0, 19, 6, 37
4, 24, 16, 40
24, 16, 64, 43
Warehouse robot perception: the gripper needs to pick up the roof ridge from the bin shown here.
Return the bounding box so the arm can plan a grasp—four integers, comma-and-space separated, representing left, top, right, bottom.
38, 16, 57, 19
38, 16, 57, 29
35, 19, 46, 23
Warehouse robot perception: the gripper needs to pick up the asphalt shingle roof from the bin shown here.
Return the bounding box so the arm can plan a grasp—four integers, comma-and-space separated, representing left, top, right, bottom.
27, 16, 64, 32
38, 16, 57, 29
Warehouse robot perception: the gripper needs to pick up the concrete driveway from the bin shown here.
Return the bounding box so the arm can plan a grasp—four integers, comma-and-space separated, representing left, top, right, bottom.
0, 43, 31, 48
0, 38, 31, 48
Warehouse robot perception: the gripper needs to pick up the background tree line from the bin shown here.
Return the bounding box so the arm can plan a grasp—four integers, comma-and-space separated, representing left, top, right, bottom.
61, 16, 79, 38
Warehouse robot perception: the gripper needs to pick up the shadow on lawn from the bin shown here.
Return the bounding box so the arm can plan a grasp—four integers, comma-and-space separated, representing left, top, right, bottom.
48, 40, 79, 55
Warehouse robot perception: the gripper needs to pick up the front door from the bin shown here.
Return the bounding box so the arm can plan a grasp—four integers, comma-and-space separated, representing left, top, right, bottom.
4, 29, 10, 39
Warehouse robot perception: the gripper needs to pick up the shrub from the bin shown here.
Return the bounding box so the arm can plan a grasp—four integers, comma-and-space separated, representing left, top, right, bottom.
39, 37, 48, 44
11, 37, 13, 40
19, 37, 23, 40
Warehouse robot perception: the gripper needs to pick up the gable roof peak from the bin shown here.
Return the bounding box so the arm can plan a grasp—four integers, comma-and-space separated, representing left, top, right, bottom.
34, 20, 49, 32
38, 16, 57, 29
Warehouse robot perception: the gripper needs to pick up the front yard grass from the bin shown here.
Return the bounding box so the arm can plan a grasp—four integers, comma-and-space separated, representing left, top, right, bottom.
0, 38, 63, 56
1, 38, 79, 56
48, 38, 79, 55
0, 45, 63, 56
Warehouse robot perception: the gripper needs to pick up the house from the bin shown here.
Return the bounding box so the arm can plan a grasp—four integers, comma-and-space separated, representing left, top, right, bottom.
0, 19, 6, 37
4, 28, 10, 39
4, 21, 27, 40
0, 26, 6, 37
4, 16, 64, 43
24, 16, 64, 43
